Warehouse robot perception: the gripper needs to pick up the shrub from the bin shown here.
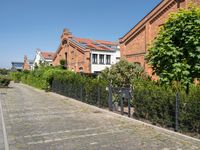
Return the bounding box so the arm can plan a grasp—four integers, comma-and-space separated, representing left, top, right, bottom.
132, 78, 200, 135
0, 76, 11, 87
10, 71, 22, 82
133, 79, 175, 127
100, 59, 146, 87
51, 71, 108, 107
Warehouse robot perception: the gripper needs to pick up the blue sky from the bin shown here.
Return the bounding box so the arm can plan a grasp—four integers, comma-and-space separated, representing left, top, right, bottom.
0, 0, 161, 69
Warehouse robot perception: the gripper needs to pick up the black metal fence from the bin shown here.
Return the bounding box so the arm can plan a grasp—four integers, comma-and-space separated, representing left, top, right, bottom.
51, 79, 199, 136
51, 79, 109, 108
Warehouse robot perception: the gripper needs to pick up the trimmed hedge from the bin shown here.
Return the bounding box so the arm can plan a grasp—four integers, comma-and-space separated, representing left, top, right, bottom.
10, 67, 200, 137
0, 75, 11, 87
10, 72, 22, 83
51, 70, 108, 107
133, 78, 200, 136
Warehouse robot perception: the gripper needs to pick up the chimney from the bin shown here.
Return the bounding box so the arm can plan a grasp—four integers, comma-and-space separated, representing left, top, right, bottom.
61, 28, 72, 40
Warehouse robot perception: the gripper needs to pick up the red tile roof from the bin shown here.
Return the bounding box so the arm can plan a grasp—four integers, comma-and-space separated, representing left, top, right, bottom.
73, 37, 116, 51
41, 52, 55, 60
95, 40, 116, 46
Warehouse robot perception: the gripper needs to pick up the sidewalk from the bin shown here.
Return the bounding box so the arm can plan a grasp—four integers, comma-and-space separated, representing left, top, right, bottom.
2, 83, 200, 149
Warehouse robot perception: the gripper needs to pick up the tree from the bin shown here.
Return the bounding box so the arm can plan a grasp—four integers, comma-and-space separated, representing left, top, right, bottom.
59, 59, 66, 69
146, 5, 200, 91
100, 59, 145, 87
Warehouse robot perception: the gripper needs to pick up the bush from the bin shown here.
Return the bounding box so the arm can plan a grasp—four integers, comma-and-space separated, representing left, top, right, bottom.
133, 79, 175, 127
14, 66, 199, 136
20, 67, 62, 90
179, 85, 200, 135
51, 71, 108, 107
100, 59, 145, 87
132, 78, 200, 136
10, 71, 22, 83
0, 76, 11, 87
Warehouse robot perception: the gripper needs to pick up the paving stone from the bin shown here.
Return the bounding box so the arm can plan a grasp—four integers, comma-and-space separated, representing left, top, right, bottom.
0, 83, 200, 150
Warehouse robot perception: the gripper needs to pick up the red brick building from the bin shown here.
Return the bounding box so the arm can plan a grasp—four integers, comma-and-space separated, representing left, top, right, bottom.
23, 55, 33, 70
119, 0, 200, 76
53, 29, 120, 73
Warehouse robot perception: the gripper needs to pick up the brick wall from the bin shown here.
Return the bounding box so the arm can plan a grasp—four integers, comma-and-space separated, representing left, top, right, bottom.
23, 55, 30, 70
120, 0, 200, 77
52, 29, 91, 73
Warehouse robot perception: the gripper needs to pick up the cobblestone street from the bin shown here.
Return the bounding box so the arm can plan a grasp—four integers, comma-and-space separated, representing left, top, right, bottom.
0, 83, 200, 150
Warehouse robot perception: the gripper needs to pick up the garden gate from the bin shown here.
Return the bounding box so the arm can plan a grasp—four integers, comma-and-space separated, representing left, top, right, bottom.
108, 83, 133, 117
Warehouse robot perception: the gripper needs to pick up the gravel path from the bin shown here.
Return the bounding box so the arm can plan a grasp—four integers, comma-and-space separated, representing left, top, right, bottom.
0, 83, 200, 150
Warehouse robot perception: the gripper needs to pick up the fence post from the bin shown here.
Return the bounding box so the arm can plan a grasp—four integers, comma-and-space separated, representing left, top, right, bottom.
128, 98, 131, 117
98, 85, 101, 107
175, 92, 180, 132
108, 82, 113, 111
120, 96, 124, 115
80, 84, 83, 101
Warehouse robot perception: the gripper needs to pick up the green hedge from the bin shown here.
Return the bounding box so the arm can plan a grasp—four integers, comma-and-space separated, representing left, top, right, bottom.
51, 71, 108, 107
10, 72, 22, 83
10, 67, 200, 136
133, 78, 200, 136
0, 75, 11, 87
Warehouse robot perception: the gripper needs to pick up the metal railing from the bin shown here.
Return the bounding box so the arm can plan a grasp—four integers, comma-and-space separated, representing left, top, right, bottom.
51, 79, 108, 108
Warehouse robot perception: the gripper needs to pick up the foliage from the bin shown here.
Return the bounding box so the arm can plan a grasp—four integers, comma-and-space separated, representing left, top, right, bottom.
0, 68, 9, 75
10, 71, 22, 83
51, 71, 108, 107
20, 67, 58, 89
146, 5, 200, 88
10, 66, 200, 136
133, 78, 200, 135
12, 67, 108, 107
0, 75, 11, 87
59, 59, 66, 69
133, 78, 176, 127
100, 59, 145, 87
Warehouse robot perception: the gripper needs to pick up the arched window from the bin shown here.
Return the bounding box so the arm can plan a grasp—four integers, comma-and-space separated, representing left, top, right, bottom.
62, 40, 67, 45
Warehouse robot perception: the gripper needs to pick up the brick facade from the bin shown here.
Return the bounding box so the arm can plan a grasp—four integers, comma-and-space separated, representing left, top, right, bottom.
53, 29, 118, 73
23, 55, 30, 70
119, 0, 200, 76
53, 29, 91, 73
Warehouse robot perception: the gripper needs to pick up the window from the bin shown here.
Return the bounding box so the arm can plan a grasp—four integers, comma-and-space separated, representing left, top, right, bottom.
106, 55, 111, 64
99, 54, 104, 64
62, 40, 67, 45
92, 54, 98, 64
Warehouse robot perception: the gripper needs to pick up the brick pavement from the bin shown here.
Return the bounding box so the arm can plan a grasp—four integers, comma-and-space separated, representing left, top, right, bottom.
0, 83, 200, 150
